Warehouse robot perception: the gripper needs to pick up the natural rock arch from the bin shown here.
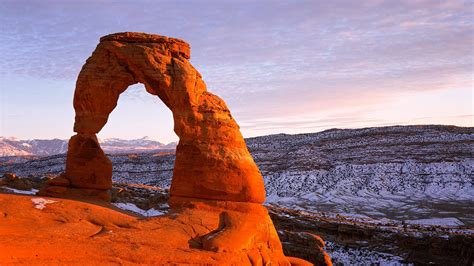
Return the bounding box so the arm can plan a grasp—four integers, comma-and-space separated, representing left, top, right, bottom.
36, 32, 331, 265
44, 32, 265, 203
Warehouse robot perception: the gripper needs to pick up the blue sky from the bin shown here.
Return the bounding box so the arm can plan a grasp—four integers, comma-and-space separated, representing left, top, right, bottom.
0, 0, 472, 143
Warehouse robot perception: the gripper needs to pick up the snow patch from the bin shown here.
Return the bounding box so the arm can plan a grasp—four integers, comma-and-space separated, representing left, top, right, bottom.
406, 217, 464, 226
113, 202, 165, 217
325, 241, 410, 265
31, 198, 57, 210
3, 187, 39, 195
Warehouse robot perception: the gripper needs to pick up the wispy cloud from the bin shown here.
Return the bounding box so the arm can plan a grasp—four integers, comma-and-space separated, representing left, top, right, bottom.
0, 0, 472, 140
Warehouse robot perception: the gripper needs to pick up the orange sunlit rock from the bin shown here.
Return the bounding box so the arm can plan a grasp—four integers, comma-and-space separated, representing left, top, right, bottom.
43, 32, 265, 203
33, 32, 319, 264
0, 194, 292, 264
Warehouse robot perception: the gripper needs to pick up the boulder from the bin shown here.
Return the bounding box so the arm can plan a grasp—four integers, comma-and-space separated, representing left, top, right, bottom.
65, 134, 112, 190
0, 173, 33, 191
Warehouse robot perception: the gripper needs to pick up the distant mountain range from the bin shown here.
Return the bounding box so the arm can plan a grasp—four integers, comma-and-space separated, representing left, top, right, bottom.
0, 136, 177, 156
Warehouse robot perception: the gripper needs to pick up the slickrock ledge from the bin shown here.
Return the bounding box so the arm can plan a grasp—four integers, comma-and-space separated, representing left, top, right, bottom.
0, 194, 295, 264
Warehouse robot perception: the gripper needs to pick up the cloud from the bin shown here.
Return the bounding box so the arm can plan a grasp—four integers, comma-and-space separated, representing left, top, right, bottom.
0, 0, 472, 139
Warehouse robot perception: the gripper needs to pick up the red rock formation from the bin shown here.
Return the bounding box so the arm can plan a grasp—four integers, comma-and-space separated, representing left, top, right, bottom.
0, 194, 290, 264
37, 32, 312, 264
42, 32, 265, 203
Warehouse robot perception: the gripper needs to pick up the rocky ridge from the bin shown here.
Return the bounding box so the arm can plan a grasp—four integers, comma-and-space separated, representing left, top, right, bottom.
268, 204, 473, 265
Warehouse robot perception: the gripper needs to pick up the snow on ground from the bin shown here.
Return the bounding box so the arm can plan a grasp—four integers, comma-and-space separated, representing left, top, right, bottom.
406, 217, 464, 226
265, 191, 473, 226
31, 198, 56, 210
113, 202, 165, 217
324, 241, 412, 266
3, 187, 39, 195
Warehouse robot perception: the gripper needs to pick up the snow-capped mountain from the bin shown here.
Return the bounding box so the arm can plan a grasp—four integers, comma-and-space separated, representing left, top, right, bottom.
0, 136, 177, 157
99, 136, 177, 153
0, 137, 68, 157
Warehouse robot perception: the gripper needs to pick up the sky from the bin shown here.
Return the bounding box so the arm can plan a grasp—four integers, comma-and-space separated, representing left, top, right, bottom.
0, 0, 472, 144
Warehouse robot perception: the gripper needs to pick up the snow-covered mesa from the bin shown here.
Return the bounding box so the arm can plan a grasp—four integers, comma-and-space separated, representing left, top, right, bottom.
113, 202, 165, 217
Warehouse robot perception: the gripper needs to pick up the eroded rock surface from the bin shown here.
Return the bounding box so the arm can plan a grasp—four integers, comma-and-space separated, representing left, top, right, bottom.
36, 32, 304, 264
42, 32, 265, 203
0, 194, 289, 264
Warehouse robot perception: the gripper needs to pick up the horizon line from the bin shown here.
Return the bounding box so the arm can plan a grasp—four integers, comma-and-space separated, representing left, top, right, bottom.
1, 123, 472, 142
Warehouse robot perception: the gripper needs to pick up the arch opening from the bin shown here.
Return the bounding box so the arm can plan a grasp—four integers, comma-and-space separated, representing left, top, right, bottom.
99, 83, 178, 145
98, 83, 177, 188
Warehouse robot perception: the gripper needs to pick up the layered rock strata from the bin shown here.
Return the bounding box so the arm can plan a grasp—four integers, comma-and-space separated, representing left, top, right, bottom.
41, 32, 265, 203
38, 32, 309, 264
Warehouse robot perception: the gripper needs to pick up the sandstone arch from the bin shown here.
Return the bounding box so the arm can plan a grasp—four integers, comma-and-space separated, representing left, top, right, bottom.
36, 32, 330, 264
46, 32, 265, 203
